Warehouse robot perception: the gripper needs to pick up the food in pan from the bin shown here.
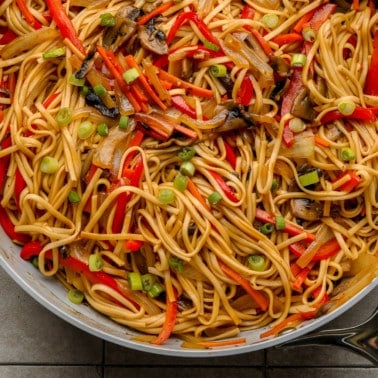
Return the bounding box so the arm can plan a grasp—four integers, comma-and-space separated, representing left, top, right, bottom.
0, 0, 377, 347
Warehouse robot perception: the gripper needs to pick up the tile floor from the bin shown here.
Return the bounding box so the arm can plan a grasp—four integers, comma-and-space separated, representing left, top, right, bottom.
0, 266, 376, 378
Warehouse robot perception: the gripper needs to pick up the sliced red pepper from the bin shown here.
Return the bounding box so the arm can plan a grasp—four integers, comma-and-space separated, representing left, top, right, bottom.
209, 170, 239, 203
0, 28, 18, 44
321, 106, 376, 124
272, 33, 303, 46
218, 259, 269, 311
223, 140, 237, 170
152, 287, 178, 345
254, 208, 315, 242
16, 0, 43, 29
0, 205, 30, 244
289, 237, 341, 262
14, 168, 26, 209
124, 239, 144, 252
281, 67, 304, 117
309, 3, 337, 32
166, 11, 219, 47
121, 130, 145, 178
46, 0, 86, 55
293, 8, 317, 33
282, 123, 295, 148
171, 95, 198, 119
20, 240, 43, 260
241, 4, 255, 32
334, 171, 361, 193
364, 30, 378, 96
236, 74, 254, 106
42, 91, 61, 109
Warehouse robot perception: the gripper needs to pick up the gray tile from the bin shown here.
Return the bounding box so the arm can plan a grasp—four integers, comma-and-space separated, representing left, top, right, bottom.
104, 343, 264, 366
267, 368, 378, 378
0, 366, 102, 378
0, 267, 103, 364
104, 367, 263, 378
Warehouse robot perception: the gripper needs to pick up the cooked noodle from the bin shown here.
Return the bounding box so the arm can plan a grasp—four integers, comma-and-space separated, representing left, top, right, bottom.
0, 0, 377, 345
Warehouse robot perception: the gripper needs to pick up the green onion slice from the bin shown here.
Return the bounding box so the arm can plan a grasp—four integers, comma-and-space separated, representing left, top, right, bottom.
262, 13, 280, 29
298, 170, 320, 187
97, 123, 109, 136
88, 253, 104, 272
100, 13, 116, 27
69, 74, 85, 87
208, 191, 222, 205
40, 156, 59, 174
56, 107, 72, 127
260, 223, 274, 235
78, 120, 95, 139
173, 174, 188, 192
340, 147, 355, 161
302, 27, 316, 42
288, 117, 306, 133
210, 64, 227, 77
128, 272, 143, 291
179, 161, 195, 177
67, 289, 85, 304
123, 67, 140, 84
42, 47, 66, 59
119, 115, 129, 129
275, 215, 286, 230
68, 191, 81, 204
291, 53, 307, 67
147, 282, 165, 298
141, 273, 157, 292
158, 188, 175, 205
203, 40, 219, 51
337, 100, 356, 116
247, 254, 267, 272
168, 256, 184, 272
178, 146, 196, 161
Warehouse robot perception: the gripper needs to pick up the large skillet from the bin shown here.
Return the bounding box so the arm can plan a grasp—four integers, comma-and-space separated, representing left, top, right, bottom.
0, 226, 377, 361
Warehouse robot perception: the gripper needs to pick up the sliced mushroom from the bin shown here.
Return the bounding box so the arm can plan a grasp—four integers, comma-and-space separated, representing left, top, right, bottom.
291, 87, 317, 121
138, 24, 168, 55
270, 55, 292, 78
291, 198, 323, 221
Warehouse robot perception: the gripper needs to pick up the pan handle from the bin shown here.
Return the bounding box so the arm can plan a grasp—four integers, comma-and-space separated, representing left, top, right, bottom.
276, 306, 378, 365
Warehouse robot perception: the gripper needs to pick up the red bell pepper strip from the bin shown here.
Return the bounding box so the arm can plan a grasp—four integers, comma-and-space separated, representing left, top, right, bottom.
166, 11, 219, 47
42, 91, 61, 109
293, 8, 317, 33
14, 168, 26, 209
124, 239, 144, 252
16, 0, 43, 30
171, 95, 198, 119
121, 130, 145, 178
112, 154, 144, 234
241, 4, 255, 32
223, 140, 237, 170
20, 240, 43, 260
289, 238, 341, 262
218, 259, 269, 311
281, 67, 304, 117
236, 75, 254, 106
364, 30, 378, 96
321, 106, 376, 124
0, 28, 18, 44
282, 123, 295, 148
309, 3, 337, 32
0, 205, 30, 244
250, 29, 273, 56
255, 208, 316, 242
334, 171, 361, 193
152, 287, 178, 345
209, 170, 239, 203
186, 178, 210, 211
0, 136, 12, 194
272, 33, 303, 46
46, 0, 86, 55
137, 1, 174, 26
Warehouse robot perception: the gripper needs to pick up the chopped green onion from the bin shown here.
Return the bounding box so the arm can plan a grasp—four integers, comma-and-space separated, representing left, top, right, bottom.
148, 282, 165, 298
128, 272, 143, 291
158, 188, 175, 205
203, 40, 219, 51
56, 107, 72, 127
141, 273, 157, 291
262, 13, 280, 29
81, 85, 89, 96
123, 67, 140, 84
210, 64, 227, 77
97, 123, 109, 136
168, 256, 184, 272
173, 174, 188, 192
247, 254, 267, 272
288, 117, 306, 133
93, 83, 107, 96
271, 178, 279, 190
275, 215, 286, 230
69, 74, 85, 87
100, 13, 116, 27
291, 53, 307, 67
68, 289, 85, 304
302, 27, 316, 42
119, 115, 129, 129
340, 147, 355, 161
208, 191, 222, 205
337, 100, 356, 116
260, 223, 274, 235
178, 146, 196, 161
88, 253, 104, 272
31, 256, 39, 269
298, 170, 320, 187
180, 161, 195, 176
78, 120, 95, 140
40, 156, 59, 174
68, 190, 81, 204
42, 47, 66, 59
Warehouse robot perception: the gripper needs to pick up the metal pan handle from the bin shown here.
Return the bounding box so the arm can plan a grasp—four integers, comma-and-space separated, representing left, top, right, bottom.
277, 306, 378, 365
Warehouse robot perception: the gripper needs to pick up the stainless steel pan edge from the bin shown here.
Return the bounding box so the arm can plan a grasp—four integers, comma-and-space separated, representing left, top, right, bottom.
1, 228, 377, 358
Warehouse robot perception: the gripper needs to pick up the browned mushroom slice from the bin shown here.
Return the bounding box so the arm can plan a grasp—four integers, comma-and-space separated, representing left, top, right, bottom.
291, 87, 317, 121
290, 198, 323, 221
138, 25, 168, 55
